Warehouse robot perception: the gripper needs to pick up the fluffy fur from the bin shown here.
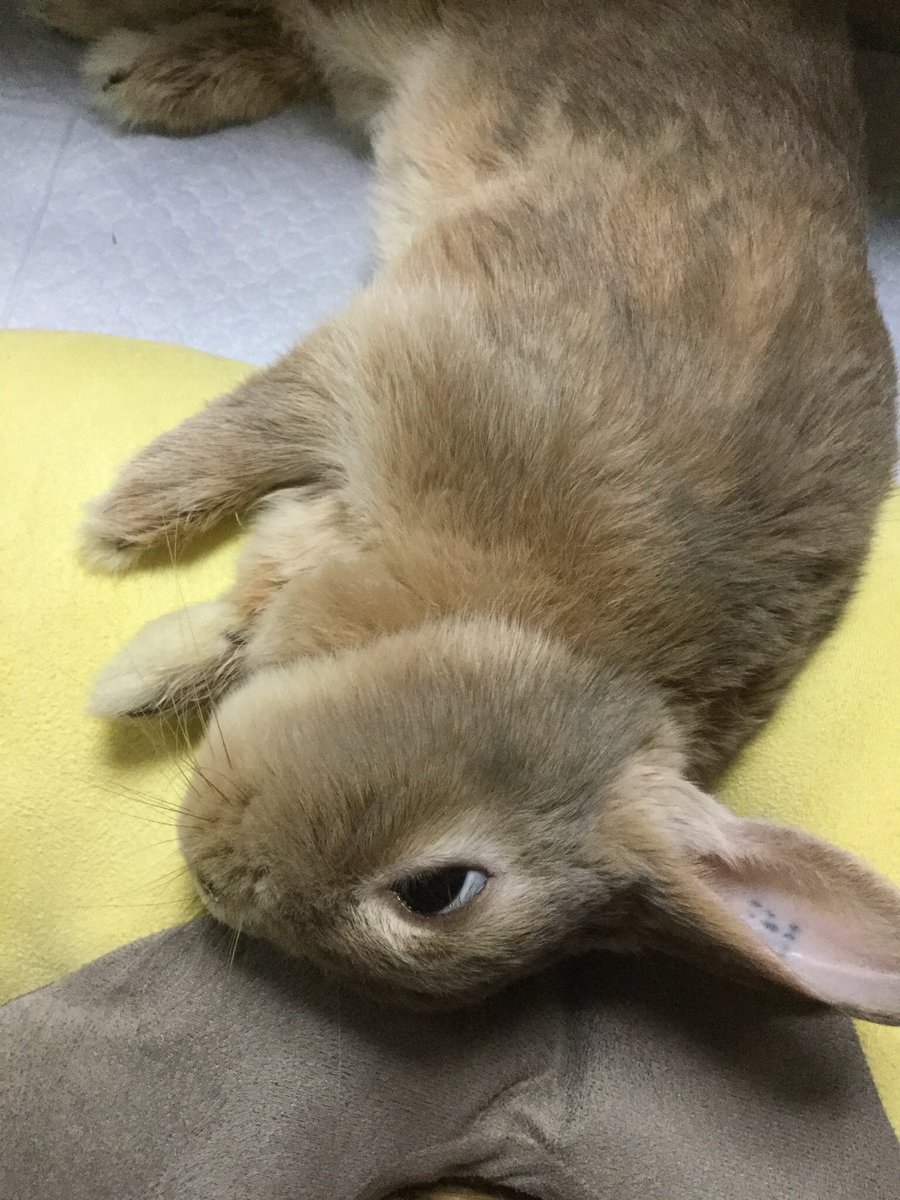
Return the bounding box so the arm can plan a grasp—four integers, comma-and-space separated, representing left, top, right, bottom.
46, 0, 900, 1048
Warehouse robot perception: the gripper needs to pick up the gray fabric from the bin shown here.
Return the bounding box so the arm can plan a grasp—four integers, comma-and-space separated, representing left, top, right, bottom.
0, 922, 897, 1199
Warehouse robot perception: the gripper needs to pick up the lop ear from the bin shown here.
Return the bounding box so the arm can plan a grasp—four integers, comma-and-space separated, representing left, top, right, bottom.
609, 772, 900, 1025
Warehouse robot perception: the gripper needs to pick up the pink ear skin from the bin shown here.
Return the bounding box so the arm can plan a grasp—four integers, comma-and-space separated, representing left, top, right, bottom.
604, 770, 900, 1026
692, 819, 900, 1026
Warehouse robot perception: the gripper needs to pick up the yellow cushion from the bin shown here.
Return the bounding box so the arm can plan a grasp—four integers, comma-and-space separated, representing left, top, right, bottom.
1, 329, 897, 1128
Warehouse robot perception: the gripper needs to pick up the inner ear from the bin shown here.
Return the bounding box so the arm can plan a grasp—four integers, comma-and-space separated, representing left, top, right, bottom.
692, 821, 900, 1025
613, 771, 900, 1026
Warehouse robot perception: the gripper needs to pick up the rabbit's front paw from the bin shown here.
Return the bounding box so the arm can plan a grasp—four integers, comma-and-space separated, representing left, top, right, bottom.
80, 463, 199, 571
88, 601, 241, 717
80, 486, 161, 571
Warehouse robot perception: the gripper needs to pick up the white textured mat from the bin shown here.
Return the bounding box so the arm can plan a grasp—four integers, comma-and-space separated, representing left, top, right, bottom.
1, 5, 371, 364
2, 5, 899, 368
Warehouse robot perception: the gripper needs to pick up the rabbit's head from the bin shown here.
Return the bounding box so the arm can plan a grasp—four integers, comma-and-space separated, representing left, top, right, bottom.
180, 616, 900, 1022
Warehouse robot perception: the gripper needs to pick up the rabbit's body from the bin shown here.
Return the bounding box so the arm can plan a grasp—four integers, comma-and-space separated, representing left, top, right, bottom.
307, 0, 895, 785
54, 1, 900, 1019
83, 0, 896, 779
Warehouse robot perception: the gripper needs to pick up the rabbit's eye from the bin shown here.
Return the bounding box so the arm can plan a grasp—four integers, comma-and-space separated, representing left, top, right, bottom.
391, 867, 488, 917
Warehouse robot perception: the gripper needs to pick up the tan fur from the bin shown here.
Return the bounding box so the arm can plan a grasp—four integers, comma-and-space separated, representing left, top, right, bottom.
56, 0, 900, 1053
82, 12, 318, 134
33, 0, 211, 41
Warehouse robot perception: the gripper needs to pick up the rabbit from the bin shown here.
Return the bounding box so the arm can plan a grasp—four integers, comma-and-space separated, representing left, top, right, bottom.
32, 0, 900, 133
51, 0, 900, 1020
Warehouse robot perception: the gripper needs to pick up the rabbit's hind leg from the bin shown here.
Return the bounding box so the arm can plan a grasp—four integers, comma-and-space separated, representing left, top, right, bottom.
33, 0, 206, 42
82, 9, 319, 134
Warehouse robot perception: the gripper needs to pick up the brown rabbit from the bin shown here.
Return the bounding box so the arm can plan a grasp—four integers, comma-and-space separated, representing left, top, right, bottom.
51, 1, 900, 1022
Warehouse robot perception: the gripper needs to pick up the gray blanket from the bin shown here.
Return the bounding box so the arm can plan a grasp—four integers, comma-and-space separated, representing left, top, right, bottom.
1, 921, 897, 1199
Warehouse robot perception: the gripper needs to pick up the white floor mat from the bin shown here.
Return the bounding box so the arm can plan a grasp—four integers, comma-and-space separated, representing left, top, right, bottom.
1, 5, 371, 364
2, 5, 900, 371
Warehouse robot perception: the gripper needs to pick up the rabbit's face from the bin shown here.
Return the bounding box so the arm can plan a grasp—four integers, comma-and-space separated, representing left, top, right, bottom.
178, 617, 670, 1008
179, 616, 900, 1022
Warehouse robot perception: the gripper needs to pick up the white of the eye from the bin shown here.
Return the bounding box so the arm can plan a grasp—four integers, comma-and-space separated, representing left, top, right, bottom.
442, 869, 488, 913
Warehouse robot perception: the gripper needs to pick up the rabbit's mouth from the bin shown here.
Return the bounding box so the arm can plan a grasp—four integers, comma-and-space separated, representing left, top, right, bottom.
193, 868, 222, 906
190, 866, 237, 927
182, 844, 289, 947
